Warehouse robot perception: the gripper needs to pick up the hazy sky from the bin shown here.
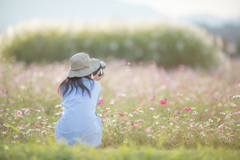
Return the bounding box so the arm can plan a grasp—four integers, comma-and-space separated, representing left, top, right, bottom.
119, 0, 240, 19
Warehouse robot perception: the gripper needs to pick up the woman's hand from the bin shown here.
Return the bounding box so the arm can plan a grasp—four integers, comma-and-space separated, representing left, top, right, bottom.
91, 70, 105, 81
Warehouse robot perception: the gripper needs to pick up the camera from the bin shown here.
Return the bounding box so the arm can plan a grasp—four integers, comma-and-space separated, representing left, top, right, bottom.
93, 61, 106, 77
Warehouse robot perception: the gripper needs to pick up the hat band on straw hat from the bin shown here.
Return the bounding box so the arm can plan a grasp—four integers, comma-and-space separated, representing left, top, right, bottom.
70, 66, 89, 71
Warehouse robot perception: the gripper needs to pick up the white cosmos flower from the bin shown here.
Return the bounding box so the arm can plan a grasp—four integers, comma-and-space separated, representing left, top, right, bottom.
126, 122, 131, 125
231, 95, 240, 99
3, 124, 9, 127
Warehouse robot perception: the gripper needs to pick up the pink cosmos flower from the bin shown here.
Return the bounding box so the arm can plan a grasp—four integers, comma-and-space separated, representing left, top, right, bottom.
123, 118, 129, 121
178, 93, 183, 96
120, 59, 127, 65
119, 113, 124, 116
183, 107, 191, 112
149, 95, 156, 101
103, 111, 108, 113
149, 107, 155, 111
14, 135, 19, 139
0, 104, 5, 107
160, 99, 167, 105
202, 115, 206, 118
131, 124, 140, 129
16, 110, 22, 115
234, 111, 240, 115
98, 99, 104, 105
35, 126, 39, 128
144, 127, 151, 132
3, 128, 7, 131
18, 126, 25, 129
174, 110, 181, 114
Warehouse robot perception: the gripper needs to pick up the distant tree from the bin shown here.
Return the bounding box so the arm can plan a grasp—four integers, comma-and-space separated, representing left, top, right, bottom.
237, 40, 240, 55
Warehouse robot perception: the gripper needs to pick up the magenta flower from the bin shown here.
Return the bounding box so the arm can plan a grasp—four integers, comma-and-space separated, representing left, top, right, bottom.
3, 128, 7, 131
98, 99, 104, 105
119, 113, 124, 116
34, 126, 39, 128
202, 115, 206, 118
160, 99, 167, 105
183, 107, 191, 112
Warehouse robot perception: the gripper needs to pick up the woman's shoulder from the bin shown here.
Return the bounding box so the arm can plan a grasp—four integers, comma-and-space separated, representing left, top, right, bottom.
82, 77, 101, 88
94, 80, 101, 87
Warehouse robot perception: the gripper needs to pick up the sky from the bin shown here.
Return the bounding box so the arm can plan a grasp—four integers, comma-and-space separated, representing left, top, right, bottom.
118, 0, 240, 19
0, 0, 240, 32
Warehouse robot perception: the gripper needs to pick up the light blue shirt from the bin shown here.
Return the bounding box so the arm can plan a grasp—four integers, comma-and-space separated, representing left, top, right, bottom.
54, 78, 103, 147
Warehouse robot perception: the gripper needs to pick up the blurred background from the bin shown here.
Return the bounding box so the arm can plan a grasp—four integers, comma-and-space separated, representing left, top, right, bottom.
0, 0, 240, 70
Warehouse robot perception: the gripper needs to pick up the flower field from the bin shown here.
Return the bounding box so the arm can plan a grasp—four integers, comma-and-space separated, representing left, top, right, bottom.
0, 57, 240, 159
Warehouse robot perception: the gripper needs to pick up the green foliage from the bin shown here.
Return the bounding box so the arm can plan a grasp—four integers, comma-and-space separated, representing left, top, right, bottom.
0, 139, 239, 160
237, 40, 240, 55
0, 21, 229, 69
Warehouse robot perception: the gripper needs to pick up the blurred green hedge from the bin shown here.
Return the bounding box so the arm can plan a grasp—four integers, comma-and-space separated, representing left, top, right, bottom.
0, 21, 229, 69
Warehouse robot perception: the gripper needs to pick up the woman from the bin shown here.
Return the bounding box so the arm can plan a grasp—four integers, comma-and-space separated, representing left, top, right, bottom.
54, 52, 105, 147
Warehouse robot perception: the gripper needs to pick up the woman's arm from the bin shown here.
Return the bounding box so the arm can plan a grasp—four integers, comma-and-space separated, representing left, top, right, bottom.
91, 70, 104, 116
95, 83, 101, 116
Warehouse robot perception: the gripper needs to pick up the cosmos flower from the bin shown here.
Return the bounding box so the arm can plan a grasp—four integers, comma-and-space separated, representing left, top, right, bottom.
183, 107, 191, 112
160, 99, 167, 105
98, 99, 104, 105
131, 124, 140, 129
149, 95, 156, 101
16, 110, 22, 115
144, 127, 151, 132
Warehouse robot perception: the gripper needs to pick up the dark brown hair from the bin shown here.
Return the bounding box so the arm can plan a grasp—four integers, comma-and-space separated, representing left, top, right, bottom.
58, 66, 100, 98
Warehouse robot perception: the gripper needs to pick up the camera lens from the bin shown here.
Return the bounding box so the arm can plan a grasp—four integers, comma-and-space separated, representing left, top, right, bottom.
100, 61, 106, 69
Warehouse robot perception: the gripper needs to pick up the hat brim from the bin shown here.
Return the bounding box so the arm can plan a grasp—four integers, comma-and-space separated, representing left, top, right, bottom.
66, 58, 100, 78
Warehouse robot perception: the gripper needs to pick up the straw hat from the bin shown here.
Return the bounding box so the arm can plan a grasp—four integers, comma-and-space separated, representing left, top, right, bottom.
66, 52, 100, 78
